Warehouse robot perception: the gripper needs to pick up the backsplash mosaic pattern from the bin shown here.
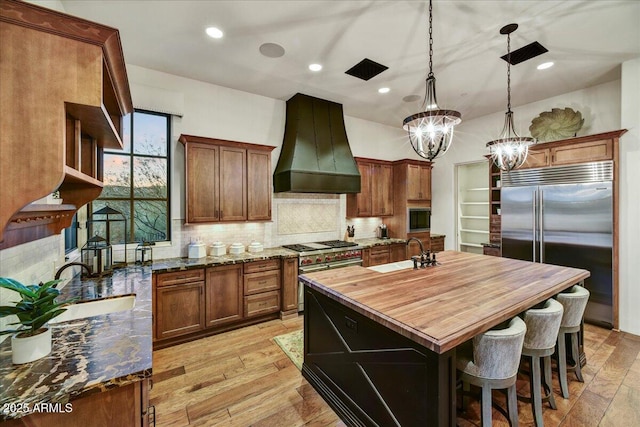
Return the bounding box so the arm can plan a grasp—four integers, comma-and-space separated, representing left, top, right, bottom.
277, 203, 338, 235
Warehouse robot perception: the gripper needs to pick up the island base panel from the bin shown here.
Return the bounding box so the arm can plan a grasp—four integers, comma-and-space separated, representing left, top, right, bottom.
303, 287, 456, 427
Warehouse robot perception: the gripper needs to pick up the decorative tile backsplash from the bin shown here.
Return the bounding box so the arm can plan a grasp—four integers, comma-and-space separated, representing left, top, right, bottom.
277, 203, 338, 235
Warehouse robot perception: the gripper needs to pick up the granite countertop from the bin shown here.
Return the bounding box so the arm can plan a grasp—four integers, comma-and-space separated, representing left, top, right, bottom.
355, 237, 407, 247
151, 247, 299, 273
0, 266, 152, 420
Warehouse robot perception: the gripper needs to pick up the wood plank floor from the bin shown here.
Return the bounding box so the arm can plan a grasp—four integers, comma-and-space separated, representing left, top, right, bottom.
151, 317, 640, 426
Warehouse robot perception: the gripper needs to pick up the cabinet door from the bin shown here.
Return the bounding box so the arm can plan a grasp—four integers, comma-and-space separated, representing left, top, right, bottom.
186, 143, 219, 222
407, 232, 430, 257
368, 246, 390, 266
219, 146, 247, 221
407, 164, 431, 201
551, 139, 612, 165
354, 162, 373, 216
389, 243, 407, 262
247, 149, 271, 220
372, 164, 394, 216
281, 258, 299, 312
156, 282, 205, 339
205, 264, 243, 327
521, 149, 550, 169
430, 237, 445, 252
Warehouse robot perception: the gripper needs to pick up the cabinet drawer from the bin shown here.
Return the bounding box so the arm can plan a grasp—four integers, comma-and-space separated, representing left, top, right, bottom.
430, 237, 444, 253
244, 290, 280, 317
244, 269, 281, 295
483, 246, 501, 257
156, 269, 205, 287
489, 222, 501, 233
369, 252, 390, 267
369, 245, 390, 256
244, 259, 280, 274
551, 139, 613, 165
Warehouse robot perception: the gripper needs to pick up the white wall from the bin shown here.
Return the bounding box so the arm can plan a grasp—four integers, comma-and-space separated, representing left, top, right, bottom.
618, 58, 640, 335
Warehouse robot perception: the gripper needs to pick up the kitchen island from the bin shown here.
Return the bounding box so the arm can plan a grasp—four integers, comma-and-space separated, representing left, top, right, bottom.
299, 250, 590, 427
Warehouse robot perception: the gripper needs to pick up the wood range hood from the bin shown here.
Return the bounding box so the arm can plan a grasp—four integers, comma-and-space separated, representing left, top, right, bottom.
273, 93, 361, 194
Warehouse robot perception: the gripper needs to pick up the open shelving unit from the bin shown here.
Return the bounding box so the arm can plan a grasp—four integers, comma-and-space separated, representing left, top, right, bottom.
456, 161, 489, 254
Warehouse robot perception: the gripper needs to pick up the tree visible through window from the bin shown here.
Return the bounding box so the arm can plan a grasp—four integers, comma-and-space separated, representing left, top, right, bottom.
94, 110, 170, 244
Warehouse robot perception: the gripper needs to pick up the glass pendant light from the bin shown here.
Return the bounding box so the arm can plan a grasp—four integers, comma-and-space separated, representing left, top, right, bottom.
486, 24, 536, 171
402, 0, 462, 161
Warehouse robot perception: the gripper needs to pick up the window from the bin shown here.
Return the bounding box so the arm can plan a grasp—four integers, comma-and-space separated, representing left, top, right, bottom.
64, 214, 78, 254
94, 110, 170, 243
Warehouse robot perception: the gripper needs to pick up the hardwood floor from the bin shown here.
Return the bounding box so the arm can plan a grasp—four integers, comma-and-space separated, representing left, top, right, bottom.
151, 317, 640, 426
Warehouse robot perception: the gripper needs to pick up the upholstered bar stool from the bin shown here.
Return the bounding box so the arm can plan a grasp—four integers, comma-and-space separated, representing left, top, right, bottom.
457, 316, 527, 427
556, 285, 590, 399
521, 298, 564, 427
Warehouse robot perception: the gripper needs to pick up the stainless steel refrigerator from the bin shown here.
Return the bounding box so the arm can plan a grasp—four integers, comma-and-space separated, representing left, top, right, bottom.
501, 161, 614, 328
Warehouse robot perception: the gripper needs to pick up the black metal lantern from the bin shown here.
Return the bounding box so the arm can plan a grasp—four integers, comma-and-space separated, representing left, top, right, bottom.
135, 241, 154, 265
88, 206, 127, 266
81, 234, 113, 276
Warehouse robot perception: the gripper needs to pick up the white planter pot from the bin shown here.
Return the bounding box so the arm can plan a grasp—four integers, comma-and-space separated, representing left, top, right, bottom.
11, 328, 52, 364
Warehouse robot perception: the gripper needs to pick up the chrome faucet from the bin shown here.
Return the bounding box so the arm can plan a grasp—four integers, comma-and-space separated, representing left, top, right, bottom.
54, 262, 92, 283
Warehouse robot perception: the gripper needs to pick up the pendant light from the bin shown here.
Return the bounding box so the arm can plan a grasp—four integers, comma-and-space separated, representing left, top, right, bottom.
486, 24, 536, 171
402, 0, 461, 161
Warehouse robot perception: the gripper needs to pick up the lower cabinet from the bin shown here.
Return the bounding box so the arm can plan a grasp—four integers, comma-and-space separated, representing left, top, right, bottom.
154, 260, 284, 347
363, 243, 407, 267
206, 264, 243, 327
430, 235, 445, 252
407, 232, 431, 258
243, 259, 280, 318
4, 378, 151, 427
155, 270, 205, 340
281, 257, 299, 316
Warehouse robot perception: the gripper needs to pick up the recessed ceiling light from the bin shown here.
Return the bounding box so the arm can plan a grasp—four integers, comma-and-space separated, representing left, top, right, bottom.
205, 27, 224, 39
308, 63, 322, 72
378, 87, 390, 94
537, 61, 554, 70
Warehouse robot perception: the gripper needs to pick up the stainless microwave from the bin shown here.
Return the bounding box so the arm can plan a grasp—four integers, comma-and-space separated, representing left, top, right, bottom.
407, 208, 431, 232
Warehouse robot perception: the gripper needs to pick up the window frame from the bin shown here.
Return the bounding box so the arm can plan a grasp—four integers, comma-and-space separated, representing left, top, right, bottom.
95, 109, 171, 244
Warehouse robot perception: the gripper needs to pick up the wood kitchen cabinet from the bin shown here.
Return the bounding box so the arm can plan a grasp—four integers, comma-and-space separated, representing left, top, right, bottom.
281, 257, 299, 317
406, 163, 432, 201
3, 378, 151, 427
243, 260, 281, 318
363, 243, 406, 267
180, 134, 274, 224
521, 133, 615, 169
346, 158, 394, 217
206, 264, 244, 327
0, 0, 132, 249
406, 232, 431, 258
430, 235, 445, 252
154, 270, 206, 340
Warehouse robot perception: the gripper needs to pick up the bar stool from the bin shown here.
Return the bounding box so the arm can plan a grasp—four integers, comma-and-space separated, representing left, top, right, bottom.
457, 316, 527, 427
556, 285, 590, 399
521, 299, 564, 427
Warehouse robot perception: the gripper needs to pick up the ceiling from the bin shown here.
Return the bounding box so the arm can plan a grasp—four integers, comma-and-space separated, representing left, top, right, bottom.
61, 0, 640, 127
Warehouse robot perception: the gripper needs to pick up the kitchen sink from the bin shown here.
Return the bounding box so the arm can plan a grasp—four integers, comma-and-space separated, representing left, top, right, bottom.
49, 294, 136, 325
367, 259, 415, 273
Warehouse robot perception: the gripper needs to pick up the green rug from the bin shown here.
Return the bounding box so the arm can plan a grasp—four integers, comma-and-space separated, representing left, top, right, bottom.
273, 329, 303, 370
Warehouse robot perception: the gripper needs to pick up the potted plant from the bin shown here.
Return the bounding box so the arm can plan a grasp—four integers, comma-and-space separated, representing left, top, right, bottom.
0, 278, 74, 364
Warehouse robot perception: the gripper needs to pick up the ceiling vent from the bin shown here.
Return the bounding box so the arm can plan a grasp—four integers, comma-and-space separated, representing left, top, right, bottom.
501, 41, 548, 65
345, 58, 388, 81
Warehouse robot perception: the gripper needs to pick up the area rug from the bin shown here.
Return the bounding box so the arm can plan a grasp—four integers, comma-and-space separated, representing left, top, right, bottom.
273, 329, 303, 370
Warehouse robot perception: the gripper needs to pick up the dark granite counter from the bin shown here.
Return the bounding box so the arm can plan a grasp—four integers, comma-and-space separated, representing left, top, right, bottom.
354, 237, 407, 247
0, 266, 152, 420
151, 247, 299, 273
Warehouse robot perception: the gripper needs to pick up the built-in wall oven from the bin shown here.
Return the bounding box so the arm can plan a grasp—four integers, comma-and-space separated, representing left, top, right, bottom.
407, 207, 431, 233
282, 240, 363, 312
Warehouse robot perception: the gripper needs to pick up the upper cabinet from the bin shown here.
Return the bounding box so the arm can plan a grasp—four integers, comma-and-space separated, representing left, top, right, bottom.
521, 132, 618, 169
394, 159, 432, 203
0, 0, 132, 249
180, 135, 275, 224
346, 158, 394, 218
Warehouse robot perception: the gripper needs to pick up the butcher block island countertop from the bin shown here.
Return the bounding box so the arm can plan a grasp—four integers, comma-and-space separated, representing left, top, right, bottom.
299, 250, 590, 426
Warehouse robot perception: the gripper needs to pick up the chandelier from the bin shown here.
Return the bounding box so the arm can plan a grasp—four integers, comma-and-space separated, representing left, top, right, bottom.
486, 24, 536, 171
402, 0, 461, 161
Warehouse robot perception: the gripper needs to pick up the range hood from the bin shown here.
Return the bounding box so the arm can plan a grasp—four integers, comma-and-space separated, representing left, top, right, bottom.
273, 93, 361, 193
